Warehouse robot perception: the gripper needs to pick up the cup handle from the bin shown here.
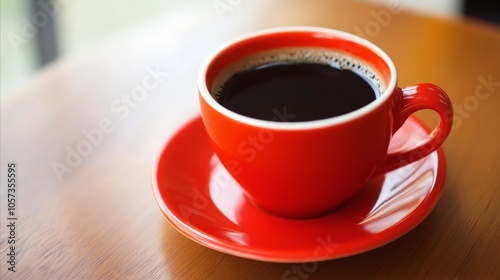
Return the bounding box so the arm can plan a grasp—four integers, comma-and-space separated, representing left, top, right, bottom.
374, 83, 453, 175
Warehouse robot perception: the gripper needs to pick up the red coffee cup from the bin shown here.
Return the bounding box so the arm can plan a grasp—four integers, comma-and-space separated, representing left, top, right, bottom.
198, 27, 453, 219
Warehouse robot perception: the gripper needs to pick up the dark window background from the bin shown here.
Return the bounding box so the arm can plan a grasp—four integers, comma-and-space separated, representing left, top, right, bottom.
1, 0, 498, 100
464, 0, 500, 25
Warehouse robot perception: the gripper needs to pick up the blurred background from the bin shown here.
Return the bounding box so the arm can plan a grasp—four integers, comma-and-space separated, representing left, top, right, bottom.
1, 0, 498, 99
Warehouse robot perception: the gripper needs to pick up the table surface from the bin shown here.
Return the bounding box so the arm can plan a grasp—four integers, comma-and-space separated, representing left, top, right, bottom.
1, 0, 499, 279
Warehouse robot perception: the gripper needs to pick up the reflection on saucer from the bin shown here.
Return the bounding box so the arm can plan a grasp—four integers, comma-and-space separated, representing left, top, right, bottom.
209, 157, 246, 225
152, 116, 446, 262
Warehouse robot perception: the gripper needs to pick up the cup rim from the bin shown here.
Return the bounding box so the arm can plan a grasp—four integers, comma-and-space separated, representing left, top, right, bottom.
198, 26, 397, 130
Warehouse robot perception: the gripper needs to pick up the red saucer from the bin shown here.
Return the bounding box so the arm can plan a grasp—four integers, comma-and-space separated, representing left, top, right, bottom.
152, 116, 446, 262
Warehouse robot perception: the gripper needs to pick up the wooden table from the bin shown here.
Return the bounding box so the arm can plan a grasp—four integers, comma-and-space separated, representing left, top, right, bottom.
1, 0, 499, 279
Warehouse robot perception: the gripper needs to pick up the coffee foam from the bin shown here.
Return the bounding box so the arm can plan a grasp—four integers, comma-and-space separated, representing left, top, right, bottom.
211, 47, 386, 102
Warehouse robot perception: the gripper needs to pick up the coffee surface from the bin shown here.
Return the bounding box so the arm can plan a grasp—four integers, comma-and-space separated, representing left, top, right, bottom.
218, 62, 379, 122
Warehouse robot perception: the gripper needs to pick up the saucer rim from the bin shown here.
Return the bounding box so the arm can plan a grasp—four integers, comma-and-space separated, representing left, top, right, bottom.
151, 116, 446, 263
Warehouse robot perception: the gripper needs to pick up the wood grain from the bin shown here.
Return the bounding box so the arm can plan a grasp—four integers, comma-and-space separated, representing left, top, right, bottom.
1, 0, 499, 279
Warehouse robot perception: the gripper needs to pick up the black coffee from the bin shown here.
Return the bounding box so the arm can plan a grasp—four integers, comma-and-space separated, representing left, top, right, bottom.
217, 62, 379, 122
